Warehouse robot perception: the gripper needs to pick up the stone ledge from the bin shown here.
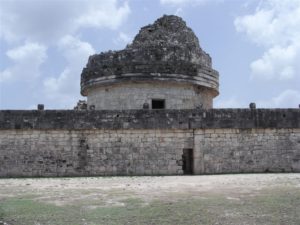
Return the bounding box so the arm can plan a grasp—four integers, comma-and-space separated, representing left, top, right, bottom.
81, 72, 219, 97
0, 109, 299, 130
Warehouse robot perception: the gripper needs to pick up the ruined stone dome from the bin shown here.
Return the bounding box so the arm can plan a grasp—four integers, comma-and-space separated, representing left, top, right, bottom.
129, 15, 202, 59
80, 15, 219, 97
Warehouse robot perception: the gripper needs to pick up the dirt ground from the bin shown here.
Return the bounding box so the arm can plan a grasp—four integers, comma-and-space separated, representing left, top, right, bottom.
0, 174, 300, 225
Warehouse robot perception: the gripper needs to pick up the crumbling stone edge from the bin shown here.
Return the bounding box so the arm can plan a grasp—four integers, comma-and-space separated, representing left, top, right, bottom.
0, 109, 299, 130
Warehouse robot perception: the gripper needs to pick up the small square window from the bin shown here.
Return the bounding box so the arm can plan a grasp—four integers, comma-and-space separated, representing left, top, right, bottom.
152, 99, 165, 109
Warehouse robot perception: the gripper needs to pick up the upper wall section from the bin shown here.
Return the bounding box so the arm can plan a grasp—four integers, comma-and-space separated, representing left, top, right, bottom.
80, 15, 219, 97
0, 109, 299, 130
87, 82, 214, 110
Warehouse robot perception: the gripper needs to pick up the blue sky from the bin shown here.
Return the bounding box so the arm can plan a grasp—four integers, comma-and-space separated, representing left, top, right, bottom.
0, 0, 299, 109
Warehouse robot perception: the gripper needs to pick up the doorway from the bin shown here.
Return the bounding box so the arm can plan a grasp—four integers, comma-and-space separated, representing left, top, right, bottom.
182, 148, 193, 175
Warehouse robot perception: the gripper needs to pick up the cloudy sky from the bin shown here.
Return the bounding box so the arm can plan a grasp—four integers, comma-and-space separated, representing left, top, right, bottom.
0, 0, 299, 109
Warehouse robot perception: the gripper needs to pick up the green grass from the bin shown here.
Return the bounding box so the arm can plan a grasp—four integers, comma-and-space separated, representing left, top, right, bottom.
0, 187, 299, 225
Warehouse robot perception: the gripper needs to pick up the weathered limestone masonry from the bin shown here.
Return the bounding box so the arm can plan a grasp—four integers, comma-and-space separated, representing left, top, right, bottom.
194, 128, 300, 174
0, 129, 191, 177
1, 15, 299, 177
0, 109, 299, 177
81, 15, 219, 110
87, 82, 213, 110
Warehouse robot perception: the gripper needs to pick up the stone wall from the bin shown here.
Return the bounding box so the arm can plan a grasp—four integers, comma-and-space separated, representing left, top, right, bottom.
87, 82, 213, 110
0, 129, 192, 177
194, 128, 300, 174
1, 128, 299, 177
1, 109, 299, 130
0, 109, 299, 177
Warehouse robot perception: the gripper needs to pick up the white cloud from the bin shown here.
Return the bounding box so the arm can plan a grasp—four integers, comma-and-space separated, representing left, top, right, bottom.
250, 44, 299, 80
76, 1, 130, 30
43, 36, 95, 108
0, 0, 130, 109
160, 0, 209, 6
0, 0, 130, 43
119, 32, 132, 44
175, 7, 183, 16
258, 89, 300, 108
235, 0, 300, 81
58, 35, 95, 67
0, 43, 47, 82
214, 96, 244, 108
113, 32, 132, 46
160, 0, 221, 16
214, 90, 300, 108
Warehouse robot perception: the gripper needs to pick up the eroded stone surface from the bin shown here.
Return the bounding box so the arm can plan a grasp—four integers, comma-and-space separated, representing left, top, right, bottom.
80, 15, 219, 109
0, 15, 299, 178
0, 109, 299, 177
0, 128, 299, 177
1, 109, 299, 130
129, 15, 210, 67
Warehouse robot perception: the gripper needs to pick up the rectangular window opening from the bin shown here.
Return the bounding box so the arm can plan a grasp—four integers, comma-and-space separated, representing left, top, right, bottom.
152, 99, 165, 109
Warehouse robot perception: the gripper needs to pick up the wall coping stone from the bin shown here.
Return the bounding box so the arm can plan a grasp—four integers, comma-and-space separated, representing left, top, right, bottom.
0, 109, 299, 130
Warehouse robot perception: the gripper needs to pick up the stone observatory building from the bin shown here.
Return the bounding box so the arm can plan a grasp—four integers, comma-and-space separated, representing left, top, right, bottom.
81, 15, 219, 110
0, 15, 299, 177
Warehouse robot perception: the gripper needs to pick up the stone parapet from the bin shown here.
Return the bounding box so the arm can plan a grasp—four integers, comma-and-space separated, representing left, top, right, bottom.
0, 109, 299, 130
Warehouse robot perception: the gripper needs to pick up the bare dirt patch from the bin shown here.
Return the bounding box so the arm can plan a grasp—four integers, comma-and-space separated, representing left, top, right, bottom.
0, 174, 299, 225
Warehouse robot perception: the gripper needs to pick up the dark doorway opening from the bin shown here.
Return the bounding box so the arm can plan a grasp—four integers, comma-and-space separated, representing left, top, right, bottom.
182, 148, 193, 175
152, 99, 165, 109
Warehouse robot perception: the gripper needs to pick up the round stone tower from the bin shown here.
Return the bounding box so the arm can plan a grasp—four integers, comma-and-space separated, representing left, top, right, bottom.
81, 15, 219, 110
